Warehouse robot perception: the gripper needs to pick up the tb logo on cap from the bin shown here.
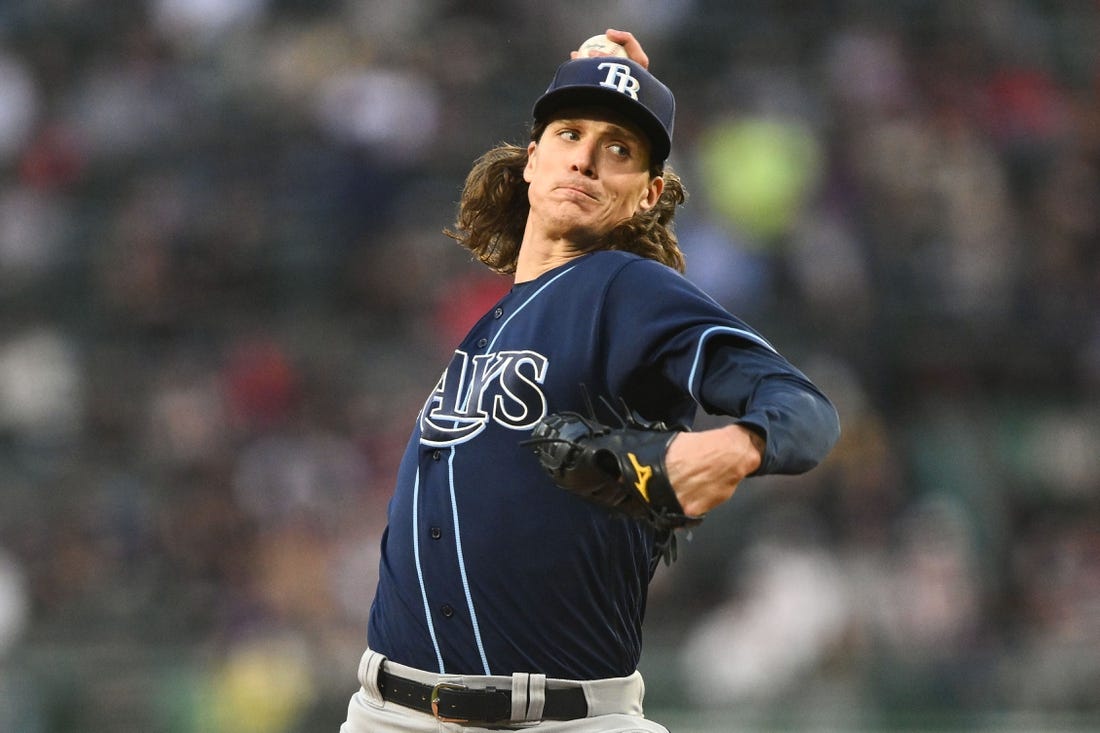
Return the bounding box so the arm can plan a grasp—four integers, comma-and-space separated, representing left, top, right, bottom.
597, 62, 640, 100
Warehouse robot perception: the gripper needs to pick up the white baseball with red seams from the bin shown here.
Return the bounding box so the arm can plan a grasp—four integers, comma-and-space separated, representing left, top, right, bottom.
576, 34, 629, 59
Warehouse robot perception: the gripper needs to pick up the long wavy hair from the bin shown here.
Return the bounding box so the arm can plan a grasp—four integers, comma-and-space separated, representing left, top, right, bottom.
444, 120, 688, 274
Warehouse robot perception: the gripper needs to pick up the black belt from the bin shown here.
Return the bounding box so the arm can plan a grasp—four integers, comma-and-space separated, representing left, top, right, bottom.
377, 666, 588, 725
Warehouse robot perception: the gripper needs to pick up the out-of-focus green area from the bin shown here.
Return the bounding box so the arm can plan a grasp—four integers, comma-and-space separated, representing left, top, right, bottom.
0, 1, 1097, 731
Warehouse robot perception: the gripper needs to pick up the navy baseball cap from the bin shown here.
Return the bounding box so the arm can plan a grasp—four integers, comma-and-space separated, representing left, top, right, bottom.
532, 56, 675, 163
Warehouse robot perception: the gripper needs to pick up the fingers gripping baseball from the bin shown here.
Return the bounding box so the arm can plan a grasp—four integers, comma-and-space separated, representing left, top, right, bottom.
604, 29, 649, 69
570, 28, 650, 69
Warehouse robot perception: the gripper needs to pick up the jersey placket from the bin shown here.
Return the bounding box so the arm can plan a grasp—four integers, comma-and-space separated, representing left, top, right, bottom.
415, 309, 504, 675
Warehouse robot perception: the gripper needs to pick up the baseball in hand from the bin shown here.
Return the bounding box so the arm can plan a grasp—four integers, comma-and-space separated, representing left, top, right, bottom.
576, 34, 629, 59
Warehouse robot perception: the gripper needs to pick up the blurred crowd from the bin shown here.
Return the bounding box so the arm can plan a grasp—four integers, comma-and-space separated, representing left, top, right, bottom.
0, 1, 1097, 731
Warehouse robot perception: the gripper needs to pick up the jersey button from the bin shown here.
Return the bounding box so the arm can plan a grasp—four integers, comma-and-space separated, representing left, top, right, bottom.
441, 604, 454, 618
430, 527, 442, 540
476, 337, 488, 348
493, 307, 504, 319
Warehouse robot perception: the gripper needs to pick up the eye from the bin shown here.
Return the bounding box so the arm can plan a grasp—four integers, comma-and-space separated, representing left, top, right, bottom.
608, 142, 631, 158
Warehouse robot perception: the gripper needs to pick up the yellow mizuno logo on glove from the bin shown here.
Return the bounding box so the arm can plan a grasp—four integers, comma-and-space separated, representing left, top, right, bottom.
627, 452, 653, 501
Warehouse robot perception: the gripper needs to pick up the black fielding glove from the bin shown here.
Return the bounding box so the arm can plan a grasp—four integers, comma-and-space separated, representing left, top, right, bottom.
522, 397, 703, 563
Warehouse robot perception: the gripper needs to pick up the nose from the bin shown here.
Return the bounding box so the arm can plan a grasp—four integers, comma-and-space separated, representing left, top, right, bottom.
570, 141, 598, 178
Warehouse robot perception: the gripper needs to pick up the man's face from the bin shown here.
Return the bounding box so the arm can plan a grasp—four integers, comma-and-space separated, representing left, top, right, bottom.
523, 109, 664, 246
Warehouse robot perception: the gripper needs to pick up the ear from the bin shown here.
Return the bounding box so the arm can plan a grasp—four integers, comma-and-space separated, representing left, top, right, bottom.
638, 175, 664, 211
523, 140, 538, 183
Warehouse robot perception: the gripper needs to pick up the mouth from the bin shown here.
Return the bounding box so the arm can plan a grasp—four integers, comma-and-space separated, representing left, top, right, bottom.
556, 183, 598, 200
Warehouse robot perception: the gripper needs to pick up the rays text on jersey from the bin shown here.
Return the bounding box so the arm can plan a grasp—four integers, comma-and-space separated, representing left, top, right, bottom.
420, 349, 549, 446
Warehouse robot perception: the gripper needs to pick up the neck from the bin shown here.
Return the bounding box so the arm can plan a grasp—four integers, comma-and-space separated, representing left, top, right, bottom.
513, 223, 593, 283
514, 245, 582, 283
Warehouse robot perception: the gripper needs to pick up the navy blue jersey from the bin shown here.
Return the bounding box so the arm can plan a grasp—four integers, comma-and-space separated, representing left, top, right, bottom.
366, 250, 838, 680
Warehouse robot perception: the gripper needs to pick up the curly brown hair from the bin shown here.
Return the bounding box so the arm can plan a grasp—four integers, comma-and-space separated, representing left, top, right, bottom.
444, 121, 688, 274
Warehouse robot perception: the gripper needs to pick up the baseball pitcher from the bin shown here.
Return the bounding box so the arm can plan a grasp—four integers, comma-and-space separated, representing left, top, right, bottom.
339, 29, 840, 733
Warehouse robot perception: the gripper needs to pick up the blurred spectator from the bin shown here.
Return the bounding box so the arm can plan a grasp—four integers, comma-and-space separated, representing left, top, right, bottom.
696, 115, 824, 248
152, 0, 269, 48
313, 67, 441, 165
0, 547, 28, 657
0, 327, 83, 448
0, 185, 74, 288
1008, 510, 1100, 709
0, 50, 37, 161
0, 546, 30, 731
680, 515, 850, 706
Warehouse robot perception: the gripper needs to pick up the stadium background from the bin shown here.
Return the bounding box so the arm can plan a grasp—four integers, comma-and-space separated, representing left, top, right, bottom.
0, 1, 1097, 731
